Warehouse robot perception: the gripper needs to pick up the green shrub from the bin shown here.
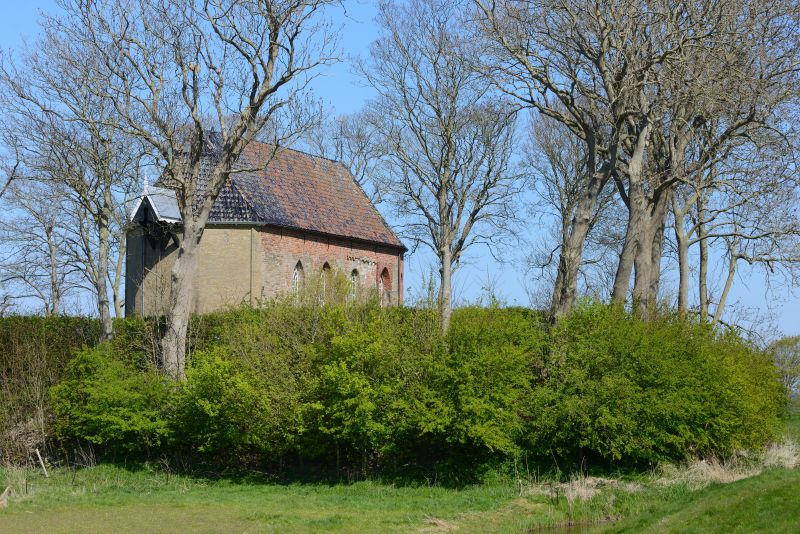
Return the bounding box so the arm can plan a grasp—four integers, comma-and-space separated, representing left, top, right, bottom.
9, 299, 786, 474
173, 344, 307, 457
50, 345, 171, 453
305, 306, 542, 465
522, 302, 785, 466
443, 307, 544, 455
302, 306, 447, 462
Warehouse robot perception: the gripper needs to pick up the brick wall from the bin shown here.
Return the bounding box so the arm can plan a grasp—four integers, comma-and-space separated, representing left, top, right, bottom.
257, 227, 403, 305
128, 224, 404, 316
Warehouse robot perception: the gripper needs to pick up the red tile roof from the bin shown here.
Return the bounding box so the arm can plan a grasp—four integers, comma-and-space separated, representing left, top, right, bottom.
198, 140, 404, 250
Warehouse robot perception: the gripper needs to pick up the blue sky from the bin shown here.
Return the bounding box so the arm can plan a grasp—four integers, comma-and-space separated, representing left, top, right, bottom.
1, 1, 797, 338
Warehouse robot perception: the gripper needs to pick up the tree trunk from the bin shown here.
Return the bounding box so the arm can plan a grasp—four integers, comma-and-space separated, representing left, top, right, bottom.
96, 218, 113, 341
550, 255, 565, 315
46, 227, 60, 317
112, 237, 125, 319
712, 244, 738, 327
96, 185, 115, 340
611, 210, 636, 303
612, 125, 651, 306
646, 192, 670, 306
630, 188, 653, 317
631, 198, 671, 318
551, 171, 610, 319
674, 206, 690, 315
160, 220, 203, 379
697, 198, 709, 321
622, 123, 653, 317
438, 246, 453, 331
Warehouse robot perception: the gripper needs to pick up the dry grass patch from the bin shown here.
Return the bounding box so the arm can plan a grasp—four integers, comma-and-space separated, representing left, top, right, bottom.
419, 517, 458, 532
761, 440, 799, 469
522, 475, 642, 504
655, 439, 799, 491
656, 457, 757, 490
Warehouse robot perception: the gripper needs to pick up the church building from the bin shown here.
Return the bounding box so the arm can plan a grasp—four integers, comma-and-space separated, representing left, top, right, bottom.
125, 140, 405, 316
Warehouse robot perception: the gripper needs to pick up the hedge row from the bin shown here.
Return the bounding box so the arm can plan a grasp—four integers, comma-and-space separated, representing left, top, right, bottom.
28, 301, 787, 473
0, 316, 102, 462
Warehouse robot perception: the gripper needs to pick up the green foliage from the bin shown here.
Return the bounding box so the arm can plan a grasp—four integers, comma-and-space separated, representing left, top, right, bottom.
523, 302, 785, 465
299, 305, 541, 467
2, 300, 787, 474
0, 316, 102, 461
304, 306, 447, 461
442, 307, 543, 454
49, 345, 171, 452
174, 344, 307, 456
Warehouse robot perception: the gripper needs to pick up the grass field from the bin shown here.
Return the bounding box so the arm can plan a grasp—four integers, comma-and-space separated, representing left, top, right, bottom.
2, 464, 512, 533
2, 462, 797, 533
1, 416, 797, 533
602, 468, 800, 533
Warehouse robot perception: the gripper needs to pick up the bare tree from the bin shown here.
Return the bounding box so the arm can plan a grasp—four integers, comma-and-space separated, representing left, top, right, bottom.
46, 0, 340, 377
473, 0, 672, 319
769, 336, 800, 396
361, 0, 522, 330
609, 0, 799, 316
671, 132, 800, 320
709, 188, 800, 327
523, 113, 617, 313
0, 181, 78, 315
0, 27, 144, 340
475, 0, 800, 320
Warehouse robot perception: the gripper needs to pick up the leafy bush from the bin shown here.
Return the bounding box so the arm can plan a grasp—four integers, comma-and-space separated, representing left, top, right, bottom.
304, 306, 446, 463
5, 300, 786, 474
50, 345, 171, 453
304, 305, 542, 467
522, 302, 785, 466
442, 307, 543, 455
173, 344, 307, 457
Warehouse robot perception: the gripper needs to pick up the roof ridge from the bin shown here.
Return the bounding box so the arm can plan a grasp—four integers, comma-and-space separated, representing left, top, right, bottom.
247, 139, 345, 166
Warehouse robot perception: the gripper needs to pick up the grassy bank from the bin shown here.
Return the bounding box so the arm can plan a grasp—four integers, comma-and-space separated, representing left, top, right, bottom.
602, 468, 800, 533
0, 464, 512, 533
1, 306, 795, 532
1, 439, 797, 534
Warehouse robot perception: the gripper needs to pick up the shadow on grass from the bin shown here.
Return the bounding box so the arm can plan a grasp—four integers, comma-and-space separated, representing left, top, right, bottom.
57, 444, 652, 492
64, 448, 506, 489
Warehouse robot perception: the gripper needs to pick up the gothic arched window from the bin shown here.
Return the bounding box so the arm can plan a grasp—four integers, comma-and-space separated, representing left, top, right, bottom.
350, 269, 359, 299
319, 262, 332, 302
292, 261, 304, 295
379, 268, 391, 305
